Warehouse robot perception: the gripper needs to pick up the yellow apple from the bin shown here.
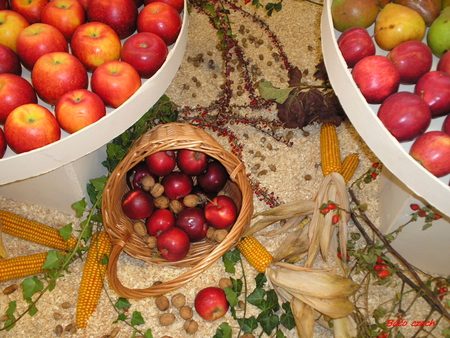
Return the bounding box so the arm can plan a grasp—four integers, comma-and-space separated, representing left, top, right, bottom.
0, 10, 30, 52
374, 3, 426, 51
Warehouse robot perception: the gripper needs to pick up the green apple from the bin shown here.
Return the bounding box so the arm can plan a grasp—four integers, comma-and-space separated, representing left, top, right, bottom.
427, 7, 450, 58
393, 0, 441, 26
374, 3, 426, 51
442, 0, 450, 10
331, 0, 379, 32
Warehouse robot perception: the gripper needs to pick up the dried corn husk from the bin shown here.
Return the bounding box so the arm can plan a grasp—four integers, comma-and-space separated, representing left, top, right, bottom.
0, 218, 7, 259
315, 313, 358, 338
291, 297, 315, 338
272, 219, 310, 263
262, 215, 309, 237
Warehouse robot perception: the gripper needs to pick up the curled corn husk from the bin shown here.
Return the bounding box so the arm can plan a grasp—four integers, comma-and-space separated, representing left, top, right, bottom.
262, 215, 309, 237
0, 218, 7, 259
291, 297, 315, 338
315, 313, 358, 338
272, 218, 310, 263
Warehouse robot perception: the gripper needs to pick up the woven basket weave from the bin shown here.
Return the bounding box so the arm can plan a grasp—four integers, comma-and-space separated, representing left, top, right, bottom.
102, 122, 253, 298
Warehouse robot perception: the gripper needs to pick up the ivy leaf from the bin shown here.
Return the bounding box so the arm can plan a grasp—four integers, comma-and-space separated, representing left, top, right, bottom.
224, 287, 239, 307
22, 276, 44, 301
263, 289, 279, 312
223, 249, 240, 273
3, 301, 16, 331
276, 329, 288, 338
443, 327, 450, 338
143, 329, 153, 338
113, 313, 127, 323
59, 223, 73, 242
213, 322, 233, 338
258, 81, 293, 104
72, 198, 87, 218
237, 316, 258, 333
130, 311, 145, 326
255, 273, 267, 288
257, 311, 279, 335
280, 302, 296, 330
230, 277, 243, 294
247, 288, 266, 308
42, 251, 65, 270
115, 297, 131, 310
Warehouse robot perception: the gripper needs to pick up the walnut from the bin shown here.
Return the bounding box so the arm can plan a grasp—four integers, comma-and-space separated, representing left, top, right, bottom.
184, 319, 199, 334
179, 306, 193, 320
169, 200, 183, 214
150, 183, 164, 198
154, 195, 170, 209
171, 293, 186, 308
146, 236, 158, 249
155, 295, 170, 311
133, 221, 147, 237
141, 175, 155, 191
159, 313, 175, 326
219, 277, 232, 289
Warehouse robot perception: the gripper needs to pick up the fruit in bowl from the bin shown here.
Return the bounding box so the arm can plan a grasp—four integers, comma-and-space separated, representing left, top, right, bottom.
337, 26, 375, 68
426, 7, 450, 58
0, 127, 7, 158
392, 0, 441, 27
414, 71, 450, 118
331, 0, 379, 32
121, 188, 154, 220
41, 0, 86, 41
157, 226, 190, 262
0, 10, 30, 52
0, 44, 22, 75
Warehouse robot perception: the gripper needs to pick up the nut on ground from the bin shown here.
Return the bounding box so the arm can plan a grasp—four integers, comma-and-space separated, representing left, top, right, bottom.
219, 277, 232, 289
155, 295, 170, 311
171, 293, 186, 308
179, 306, 193, 320
159, 313, 175, 326
184, 319, 199, 334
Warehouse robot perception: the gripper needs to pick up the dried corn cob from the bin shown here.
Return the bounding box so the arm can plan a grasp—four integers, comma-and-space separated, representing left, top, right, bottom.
237, 236, 273, 273
0, 210, 77, 251
76, 231, 112, 329
0, 252, 59, 283
341, 153, 359, 184
320, 123, 342, 176
0, 218, 7, 259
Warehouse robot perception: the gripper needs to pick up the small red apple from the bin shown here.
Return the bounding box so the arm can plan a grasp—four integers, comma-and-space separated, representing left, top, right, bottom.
414, 71, 450, 118
177, 149, 209, 176
55, 89, 106, 134
176, 207, 209, 242
0, 10, 30, 53
4, 103, 61, 154
161, 171, 193, 200
120, 32, 168, 79
146, 208, 175, 237
145, 150, 176, 176
10, 0, 49, 24
352, 55, 400, 104
197, 160, 229, 193
137, 1, 182, 46
31, 51, 88, 105
377, 92, 431, 142
0, 44, 22, 75
409, 131, 450, 177
71, 21, 122, 73
194, 286, 229, 321
41, 0, 86, 41
157, 226, 190, 262
121, 188, 154, 220
204, 195, 238, 230
0, 0, 9, 10
437, 51, 450, 74
337, 26, 375, 68
0, 73, 37, 124
126, 161, 159, 190
87, 0, 138, 40
91, 60, 142, 109
0, 127, 7, 158
443, 114, 450, 135
387, 40, 433, 85
75, 0, 88, 10
144, 0, 184, 13
16, 23, 69, 71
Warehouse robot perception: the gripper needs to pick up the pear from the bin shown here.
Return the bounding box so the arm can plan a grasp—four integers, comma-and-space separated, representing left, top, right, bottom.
393, 0, 441, 26
331, 0, 379, 32
427, 7, 450, 58
443, 0, 450, 10
374, 3, 426, 51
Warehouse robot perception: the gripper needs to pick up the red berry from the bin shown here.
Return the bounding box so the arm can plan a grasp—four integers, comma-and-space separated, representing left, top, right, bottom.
410, 203, 420, 211
433, 214, 442, 220
372, 163, 379, 168
371, 172, 378, 179
377, 256, 384, 264
327, 203, 337, 210
418, 210, 427, 217
321, 207, 330, 214
378, 270, 390, 278
374, 264, 383, 272
332, 214, 340, 224
377, 333, 388, 338
438, 287, 448, 300
337, 252, 342, 259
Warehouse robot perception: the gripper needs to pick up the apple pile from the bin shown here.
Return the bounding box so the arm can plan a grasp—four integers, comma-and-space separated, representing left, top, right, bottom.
121, 149, 240, 262
333, 0, 450, 179
0, 0, 183, 158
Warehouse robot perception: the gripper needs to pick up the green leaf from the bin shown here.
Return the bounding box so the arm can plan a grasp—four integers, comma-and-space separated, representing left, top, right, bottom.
42, 251, 65, 270
442, 327, 450, 338
223, 249, 240, 273
130, 311, 145, 326
255, 273, 267, 288
28, 304, 38, 316
230, 277, 243, 294
224, 287, 239, 308
276, 329, 287, 338
143, 329, 153, 338
262, 289, 279, 312
422, 222, 433, 230
258, 81, 293, 104
115, 298, 131, 310
237, 316, 258, 333
3, 301, 16, 331
72, 198, 87, 218
213, 322, 233, 338
59, 223, 73, 241
257, 311, 279, 335
80, 219, 93, 242
280, 302, 295, 330
247, 288, 266, 308
113, 313, 127, 323
21, 276, 44, 301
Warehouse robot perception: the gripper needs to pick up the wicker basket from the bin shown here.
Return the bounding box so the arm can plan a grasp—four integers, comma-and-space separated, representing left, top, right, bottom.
102, 122, 253, 298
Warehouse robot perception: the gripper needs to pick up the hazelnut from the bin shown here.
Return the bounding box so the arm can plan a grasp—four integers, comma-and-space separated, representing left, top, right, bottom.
155, 295, 170, 311
171, 293, 186, 308
241, 334, 256, 338
219, 277, 232, 289
159, 313, 175, 326
179, 306, 193, 320
53, 312, 63, 320
184, 319, 199, 334
61, 301, 72, 309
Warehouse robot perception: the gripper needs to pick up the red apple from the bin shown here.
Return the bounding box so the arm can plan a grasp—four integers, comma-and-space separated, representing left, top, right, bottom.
437, 51, 450, 75
0, 73, 37, 124
157, 226, 190, 262
31, 51, 88, 105
16, 23, 68, 71
137, 2, 182, 46
387, 41, 433, 85
41, 0, 86, 41
0, 127, 6, 158
71, 22, 122, 73
194, 286, 229, 321
121, 188, 154, 220
176, 207, 209, 242
197, 160, 229, 193
409, 131, 450, 177
0, 10, 30, 53
337, 26, 376, 68
204, 195, 238, 230
145, 150, 176, 176
4, 103, 61, 154
10, 0, 49, 24
120, 32, 168, 79
146, 208, 175, 237
351, 55, 400, 104
91, 60, 142, 108
75, 0, 88, 10
55, 89, 106, 134
87, 0, 138, 40
177, 149, 209, 176
443, 114, 450, 135
414, 71, 450, 118
126, 161, 159, 190
0, 0, 8, 10
0, 44, 22, 75
161, 171, 193, 200
377, 92, 431, 142
134, 0, 144, 8
144, 0, 184, 13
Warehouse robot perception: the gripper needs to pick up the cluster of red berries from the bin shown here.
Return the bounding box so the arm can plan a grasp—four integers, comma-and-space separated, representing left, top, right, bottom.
409, 203, 442, 220
376, 332, 388, 338
320, 202, 340, 224
374, 256, 390, 279
436, 281, 448, 301
362, 162, 380, 184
